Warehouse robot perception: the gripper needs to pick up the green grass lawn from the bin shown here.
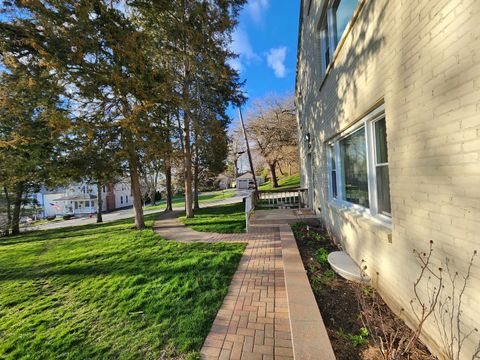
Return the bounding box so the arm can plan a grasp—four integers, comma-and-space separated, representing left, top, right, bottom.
147, 189, 237, 211
180, 202, 246, 234
259, 174, 300, 191
0, 214, 245, 359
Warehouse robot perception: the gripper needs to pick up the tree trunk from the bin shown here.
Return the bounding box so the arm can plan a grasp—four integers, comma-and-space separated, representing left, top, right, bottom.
150, 188, 156, 206
193, 139, 200, 211
182, 67, 194, 218
164, 117, 173, 213
96, 183, 103, 223
165, 162, 173, 212
11, 183, 23, 236
126, 134, 145, 229
184, 126, 193, 218
269, 162, 279, 188
3, 186, 11, 236
150, 171, 158, 206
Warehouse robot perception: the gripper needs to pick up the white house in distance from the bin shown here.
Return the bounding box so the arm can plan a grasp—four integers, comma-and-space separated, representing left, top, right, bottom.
34, 180, 132, 218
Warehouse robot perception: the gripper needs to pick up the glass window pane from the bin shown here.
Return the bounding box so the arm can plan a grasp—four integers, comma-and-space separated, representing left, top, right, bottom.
331, 170, 337, 198
330, 145, 336, 170
375, 118, 388, 164
340, 127, 369, 208
334, 0, 357, 45
321, 20, 330, 69
376, 165, 391, 215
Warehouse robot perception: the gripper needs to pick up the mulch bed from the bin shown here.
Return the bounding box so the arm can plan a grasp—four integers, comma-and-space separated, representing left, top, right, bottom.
291, 221, 435, 360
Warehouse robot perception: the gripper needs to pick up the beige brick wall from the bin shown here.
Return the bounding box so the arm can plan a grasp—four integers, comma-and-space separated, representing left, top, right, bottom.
296, 0, 480, 359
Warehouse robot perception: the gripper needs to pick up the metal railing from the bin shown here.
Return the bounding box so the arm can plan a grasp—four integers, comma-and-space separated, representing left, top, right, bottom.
255, 188, 309, 209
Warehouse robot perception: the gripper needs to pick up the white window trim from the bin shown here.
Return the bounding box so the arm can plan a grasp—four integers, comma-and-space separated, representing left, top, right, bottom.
327, 105, 391, 226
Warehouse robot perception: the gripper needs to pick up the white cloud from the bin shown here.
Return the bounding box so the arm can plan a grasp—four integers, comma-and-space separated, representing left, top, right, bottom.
246, 0, 269, 25
266, 46, 287, 78
229, 28, 261, 73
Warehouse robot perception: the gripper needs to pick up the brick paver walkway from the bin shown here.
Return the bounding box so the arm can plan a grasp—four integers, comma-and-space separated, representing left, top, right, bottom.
153, 212, 294, 360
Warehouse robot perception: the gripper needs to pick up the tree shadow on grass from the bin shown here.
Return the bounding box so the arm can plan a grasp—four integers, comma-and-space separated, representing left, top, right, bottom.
0, 213, 160, 247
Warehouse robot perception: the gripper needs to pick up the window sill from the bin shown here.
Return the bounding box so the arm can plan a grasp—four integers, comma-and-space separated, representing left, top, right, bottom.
327, 199, 393, 243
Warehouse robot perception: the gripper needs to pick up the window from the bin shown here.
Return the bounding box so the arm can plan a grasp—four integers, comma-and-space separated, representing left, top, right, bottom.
328, 144, 337, 198
102, 186, 106, 193
74, 201, 78, 210
318, 0, 359, 75
120, 196, 123, 204
373, 118, 391, 215
125, 195, 128, 203
333, 0, 358, 49
328, 105, 391, 221
340, 127, 369, 207
319, 12, 330, 74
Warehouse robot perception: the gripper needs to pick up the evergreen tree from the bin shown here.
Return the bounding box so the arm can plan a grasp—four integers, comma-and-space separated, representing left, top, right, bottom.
0, 62, 70, 235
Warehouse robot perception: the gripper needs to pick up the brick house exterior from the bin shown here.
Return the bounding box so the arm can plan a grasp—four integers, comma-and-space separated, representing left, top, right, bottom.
295, 0, 480, 358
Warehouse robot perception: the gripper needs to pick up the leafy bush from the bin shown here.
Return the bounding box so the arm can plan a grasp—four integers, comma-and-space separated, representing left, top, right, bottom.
62, 214, 74, 220
315, 248, 330, 267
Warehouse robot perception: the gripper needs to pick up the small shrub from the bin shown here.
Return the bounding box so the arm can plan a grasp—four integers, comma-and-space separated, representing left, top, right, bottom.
311, 274, 323, 292
315, 248, 330, 267
63, 214, 74, 220
308, 230, 324, 242
338, 327, 369, 348
291, 222, 308, 239
321, 269, 336, 284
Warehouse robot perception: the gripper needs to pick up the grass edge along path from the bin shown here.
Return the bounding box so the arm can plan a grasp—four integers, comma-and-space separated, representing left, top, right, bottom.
0, 213, 245, 360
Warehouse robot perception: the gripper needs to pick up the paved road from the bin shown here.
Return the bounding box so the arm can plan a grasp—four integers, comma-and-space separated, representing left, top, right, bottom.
27, 191, 251, 232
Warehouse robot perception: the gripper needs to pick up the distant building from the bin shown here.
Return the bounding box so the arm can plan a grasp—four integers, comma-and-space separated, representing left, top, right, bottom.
34, 180, 132, 218
214, 174, 234, 190
236, 172, 265, 190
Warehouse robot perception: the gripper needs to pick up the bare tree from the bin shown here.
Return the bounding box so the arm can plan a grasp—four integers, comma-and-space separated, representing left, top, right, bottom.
247, 95, 298, 188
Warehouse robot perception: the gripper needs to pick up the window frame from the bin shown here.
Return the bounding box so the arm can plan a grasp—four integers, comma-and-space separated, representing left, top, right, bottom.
327, 105, 391, 225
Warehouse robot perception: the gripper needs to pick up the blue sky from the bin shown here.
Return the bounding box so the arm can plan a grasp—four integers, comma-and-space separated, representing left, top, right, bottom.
228, 0, 300, 120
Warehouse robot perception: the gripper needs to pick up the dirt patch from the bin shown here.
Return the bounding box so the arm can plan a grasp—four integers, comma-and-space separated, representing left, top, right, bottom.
291, 221, 435, 360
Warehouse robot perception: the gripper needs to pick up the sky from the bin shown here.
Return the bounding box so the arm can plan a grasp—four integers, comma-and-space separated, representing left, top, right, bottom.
227, 0, 300, 122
